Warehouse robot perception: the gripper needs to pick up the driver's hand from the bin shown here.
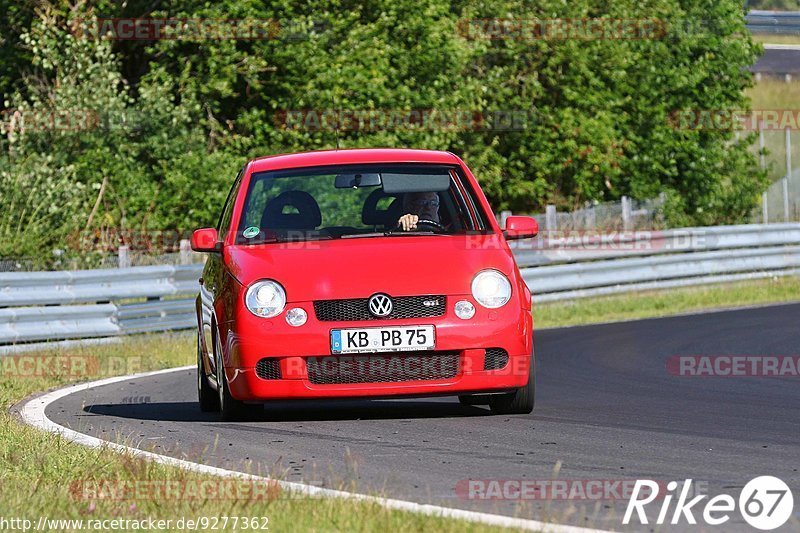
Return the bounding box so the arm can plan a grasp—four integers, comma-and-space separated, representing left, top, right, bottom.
398, 214, 419, 231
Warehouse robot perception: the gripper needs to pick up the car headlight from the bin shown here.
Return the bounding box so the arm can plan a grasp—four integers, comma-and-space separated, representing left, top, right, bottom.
471, 269, 512, 309
245, 280, 286, 318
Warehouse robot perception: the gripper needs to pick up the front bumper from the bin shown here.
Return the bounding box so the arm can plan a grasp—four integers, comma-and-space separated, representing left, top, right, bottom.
218, 295, 533, 401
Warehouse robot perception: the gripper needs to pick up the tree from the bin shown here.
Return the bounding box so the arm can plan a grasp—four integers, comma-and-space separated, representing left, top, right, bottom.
0, 0, 770, 265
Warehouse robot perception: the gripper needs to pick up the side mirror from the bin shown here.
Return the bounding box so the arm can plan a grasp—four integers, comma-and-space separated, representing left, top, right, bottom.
503, 216, 538, 240
191, 228, 221, 252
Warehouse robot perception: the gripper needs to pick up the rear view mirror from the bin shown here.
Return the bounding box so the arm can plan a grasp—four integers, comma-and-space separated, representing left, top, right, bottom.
503, 216, 538, 240
381, 172, 451, 193
191, 228, 221, 252
334, 172, 381, 188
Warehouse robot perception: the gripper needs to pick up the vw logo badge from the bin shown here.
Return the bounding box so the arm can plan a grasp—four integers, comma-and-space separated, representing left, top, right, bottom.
368, 293, 393, 317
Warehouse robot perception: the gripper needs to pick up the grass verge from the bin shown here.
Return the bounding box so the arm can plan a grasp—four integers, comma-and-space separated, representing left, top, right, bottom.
1, 335, 516, 532
751, 34, 800, 45
745, 78, 800, 184
534, 275, 800, 329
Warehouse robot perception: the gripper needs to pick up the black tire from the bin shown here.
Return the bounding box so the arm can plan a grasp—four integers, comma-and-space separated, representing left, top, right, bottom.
215, 331, 259, 421
489, 354, 535, 415
197, 334, 220, 412
458, 394, 491, 406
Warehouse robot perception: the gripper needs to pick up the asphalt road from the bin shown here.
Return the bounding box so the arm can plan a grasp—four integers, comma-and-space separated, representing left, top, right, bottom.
44, 303, 800, 532
753, 48, 800, 75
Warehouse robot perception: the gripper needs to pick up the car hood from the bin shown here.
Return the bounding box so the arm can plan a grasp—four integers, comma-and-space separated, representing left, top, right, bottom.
224, 234, 516, 301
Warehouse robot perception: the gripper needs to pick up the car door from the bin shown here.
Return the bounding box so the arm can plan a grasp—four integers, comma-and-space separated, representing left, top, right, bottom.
200, 166, 245, 370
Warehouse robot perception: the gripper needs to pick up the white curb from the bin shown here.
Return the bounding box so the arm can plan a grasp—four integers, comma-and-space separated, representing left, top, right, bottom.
18, 366, 613, 533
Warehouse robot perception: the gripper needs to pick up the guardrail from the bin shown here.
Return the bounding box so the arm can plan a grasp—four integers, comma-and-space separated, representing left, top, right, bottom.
514, 223, 800, 301
1, 223, 799, 349
747, 10, 800, 35
0, 265, 202, 349
512, 223, 800, 265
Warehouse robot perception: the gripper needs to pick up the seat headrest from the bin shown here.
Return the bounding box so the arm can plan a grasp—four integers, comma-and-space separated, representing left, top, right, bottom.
261, 191, 322, 230
362, 189, 402, 226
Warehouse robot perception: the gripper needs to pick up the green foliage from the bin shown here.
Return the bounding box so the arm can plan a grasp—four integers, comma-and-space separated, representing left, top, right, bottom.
0, 0, 34, 103
459, 0, 765, 221
0, 0, 767, 265
0, 154, 84, 263
0, 6, 245, 265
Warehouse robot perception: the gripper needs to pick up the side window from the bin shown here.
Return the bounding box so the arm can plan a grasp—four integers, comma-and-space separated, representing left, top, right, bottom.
217, 167, 245, 238
453, 170, 488, 231
240, 178, 277, 230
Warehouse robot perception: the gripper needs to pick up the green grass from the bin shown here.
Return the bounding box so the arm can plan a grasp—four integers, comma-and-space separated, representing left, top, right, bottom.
746, 78, 800, 184
4, 277, 800, 530
535, 276, 800, 329
0, 335, 518, 532
751, 34, 800, 45
747, 0, 796, 9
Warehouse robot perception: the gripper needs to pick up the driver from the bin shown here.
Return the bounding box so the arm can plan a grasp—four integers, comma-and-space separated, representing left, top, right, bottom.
397, 192, 440, 231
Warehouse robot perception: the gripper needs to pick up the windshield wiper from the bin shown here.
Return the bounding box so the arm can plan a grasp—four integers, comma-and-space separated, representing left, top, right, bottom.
242, 234, 334, 245
383, 229, 442, 237
337, 231, 446, 239
295, 235, 335, 242
340, 232, 385, 239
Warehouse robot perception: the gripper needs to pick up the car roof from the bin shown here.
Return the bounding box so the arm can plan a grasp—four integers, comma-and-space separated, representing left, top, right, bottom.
248, 148, 461, 173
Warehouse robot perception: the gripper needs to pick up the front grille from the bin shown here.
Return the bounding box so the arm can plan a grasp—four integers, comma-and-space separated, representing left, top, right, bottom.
255, 358, 282, 380
484, 348, 509, 371
313, 295, 446, 321
306, 352, 459, 385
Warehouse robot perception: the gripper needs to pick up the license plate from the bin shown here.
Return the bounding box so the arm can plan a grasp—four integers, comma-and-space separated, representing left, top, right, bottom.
331, 325, 435, 354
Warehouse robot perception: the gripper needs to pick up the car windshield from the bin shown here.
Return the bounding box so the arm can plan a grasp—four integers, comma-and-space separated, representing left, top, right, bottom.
235, 163, 490, 243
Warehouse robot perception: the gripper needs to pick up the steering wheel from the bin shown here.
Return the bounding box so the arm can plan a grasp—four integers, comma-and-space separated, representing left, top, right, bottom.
411, 218, 446, 232
415, 218, 445, 231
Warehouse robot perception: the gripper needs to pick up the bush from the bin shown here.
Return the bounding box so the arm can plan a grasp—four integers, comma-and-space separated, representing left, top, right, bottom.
0, 0, 767, 266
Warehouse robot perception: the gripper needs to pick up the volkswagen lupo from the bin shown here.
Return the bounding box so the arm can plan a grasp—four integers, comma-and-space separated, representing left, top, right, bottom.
192, 149, 538, 420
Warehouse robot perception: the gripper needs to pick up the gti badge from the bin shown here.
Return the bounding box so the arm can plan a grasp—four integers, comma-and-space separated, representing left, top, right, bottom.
368, 293, 393, 317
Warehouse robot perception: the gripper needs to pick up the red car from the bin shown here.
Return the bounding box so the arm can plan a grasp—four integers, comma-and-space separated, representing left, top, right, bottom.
191, 148, 538, 420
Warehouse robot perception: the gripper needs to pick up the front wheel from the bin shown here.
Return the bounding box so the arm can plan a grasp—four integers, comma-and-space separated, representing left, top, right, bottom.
197, 334, 219, 412
489, 354, 535, 415
215, 331, 259, 421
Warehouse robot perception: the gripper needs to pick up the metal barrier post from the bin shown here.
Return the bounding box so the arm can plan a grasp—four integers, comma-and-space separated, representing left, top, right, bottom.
118, 246, 130, 269
785, 128, 792, 222
621, 196, 632, 231
179, 239, 192, 265
545, 205, 557, 232
500, 210, 512, 228
760, 122, 768, 224
585, 206, 596, 230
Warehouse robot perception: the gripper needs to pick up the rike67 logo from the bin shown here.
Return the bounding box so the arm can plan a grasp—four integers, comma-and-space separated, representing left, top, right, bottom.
624, 477, 794, 530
